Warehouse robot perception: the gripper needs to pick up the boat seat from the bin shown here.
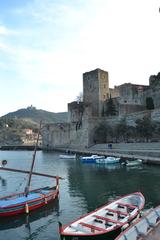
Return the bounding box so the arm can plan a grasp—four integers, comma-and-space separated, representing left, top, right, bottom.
118, 215, 126, 220
105, 207, 129, 216
105, 222, 113, 227
117, 202, 137, 209
79, 222, 105, 232
93, 214, 122, 225
106, 212, 114, 217
94, 219, 103, 224
117, 202, 138, 214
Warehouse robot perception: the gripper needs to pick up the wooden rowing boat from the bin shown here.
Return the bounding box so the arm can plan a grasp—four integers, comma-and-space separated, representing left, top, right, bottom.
0, 197, 59, 230
115, 205, 160, 240
0, 180, 59, 217
0, 121, 61, 217
59, 192, 145, 240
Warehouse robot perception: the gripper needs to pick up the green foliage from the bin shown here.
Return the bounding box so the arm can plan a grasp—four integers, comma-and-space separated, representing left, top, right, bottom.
146, 97, 154, 110
0, 118, 37, 129
0, 107, 68, 145
105, 97, 117, 116
2, 107, 68, 124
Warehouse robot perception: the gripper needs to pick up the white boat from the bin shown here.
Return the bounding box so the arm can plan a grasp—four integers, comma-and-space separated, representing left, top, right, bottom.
122, 159, 142, 167
96, 156, 120, 164
80, 155, 105, 163
59, 154, 76, 159
59, 192, 145, 240
115, 205, 160, 240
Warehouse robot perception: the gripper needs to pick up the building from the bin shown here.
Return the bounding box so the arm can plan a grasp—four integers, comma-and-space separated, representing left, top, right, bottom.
42, 69, 160, 149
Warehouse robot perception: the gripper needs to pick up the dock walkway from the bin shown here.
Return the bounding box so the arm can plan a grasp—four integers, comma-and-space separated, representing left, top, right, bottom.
53, 142, 160, 165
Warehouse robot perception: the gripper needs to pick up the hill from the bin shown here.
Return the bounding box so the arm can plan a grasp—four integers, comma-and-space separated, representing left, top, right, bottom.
1, 106, 68, 124
0, 106, 68, 145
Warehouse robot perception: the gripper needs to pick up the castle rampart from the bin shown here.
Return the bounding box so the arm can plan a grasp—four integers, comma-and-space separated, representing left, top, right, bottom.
42, 68, 160, 149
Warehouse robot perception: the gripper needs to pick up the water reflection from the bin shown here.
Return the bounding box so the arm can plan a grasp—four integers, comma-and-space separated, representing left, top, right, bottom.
67, 160, 160, 211
1, 151, 160, 240
0, 175, 7, 187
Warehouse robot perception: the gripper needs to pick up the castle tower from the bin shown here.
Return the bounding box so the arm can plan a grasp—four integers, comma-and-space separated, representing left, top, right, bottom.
83, 68, 109, 117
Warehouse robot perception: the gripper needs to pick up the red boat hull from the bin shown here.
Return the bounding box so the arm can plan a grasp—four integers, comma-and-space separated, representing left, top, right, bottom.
0, 178, 59, 217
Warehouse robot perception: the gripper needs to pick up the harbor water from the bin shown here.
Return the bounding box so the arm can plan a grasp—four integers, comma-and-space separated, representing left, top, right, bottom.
0, 150, 160, 240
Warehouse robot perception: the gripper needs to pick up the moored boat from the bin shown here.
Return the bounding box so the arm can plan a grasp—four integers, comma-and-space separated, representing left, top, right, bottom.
0, 178, 60, 217
0, 121, 62, 217
115, 205, 160, 240
122, 159, 143, 167
59, 192, 145, 240
59, 154, 76, 159
80, 155, 105, 163
96, 156, 120, 164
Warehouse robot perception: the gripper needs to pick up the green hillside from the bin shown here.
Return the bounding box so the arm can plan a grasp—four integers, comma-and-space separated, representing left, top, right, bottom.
0, 106, 68, 145
1, 106, 68, 124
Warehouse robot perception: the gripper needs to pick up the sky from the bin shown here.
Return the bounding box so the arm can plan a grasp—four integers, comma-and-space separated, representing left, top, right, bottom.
0, 0, 160, 117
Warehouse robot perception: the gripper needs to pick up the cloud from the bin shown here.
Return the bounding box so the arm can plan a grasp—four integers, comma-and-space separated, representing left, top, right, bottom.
0, 25, 9, 35
0, 0, 159, 116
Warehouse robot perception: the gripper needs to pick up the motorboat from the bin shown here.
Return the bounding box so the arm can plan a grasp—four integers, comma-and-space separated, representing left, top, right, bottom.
96, 156, 120, 164
59, 154, 76, 159
122, 159, 143, 167
80, 155, 105, 163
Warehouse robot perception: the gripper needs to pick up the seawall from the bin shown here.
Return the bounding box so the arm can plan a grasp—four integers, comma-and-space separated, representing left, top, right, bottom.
0, 145, 42, 150
47, 142, 160, 165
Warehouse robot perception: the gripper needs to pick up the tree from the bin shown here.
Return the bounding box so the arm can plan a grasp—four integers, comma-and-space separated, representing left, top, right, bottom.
146, 97, 154, 110
105, 96, 117, 116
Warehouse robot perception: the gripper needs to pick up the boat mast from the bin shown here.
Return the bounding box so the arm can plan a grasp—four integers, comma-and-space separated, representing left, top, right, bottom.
24, 121, 42, 197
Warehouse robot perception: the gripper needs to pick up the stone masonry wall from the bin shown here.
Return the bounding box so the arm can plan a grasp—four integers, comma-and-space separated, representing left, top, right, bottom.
42, 108, 160, 149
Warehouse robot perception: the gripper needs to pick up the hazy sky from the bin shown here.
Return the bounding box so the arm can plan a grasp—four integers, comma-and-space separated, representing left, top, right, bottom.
0, 0, 159, 116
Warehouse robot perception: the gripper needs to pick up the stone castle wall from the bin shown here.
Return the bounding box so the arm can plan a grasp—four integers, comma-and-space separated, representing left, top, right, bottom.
83, 69, 109, 117
42, 108, 160, 149
42, 69, 160, 149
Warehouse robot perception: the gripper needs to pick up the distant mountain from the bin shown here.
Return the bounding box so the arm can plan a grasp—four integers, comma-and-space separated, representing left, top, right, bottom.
1, 106, 69, 124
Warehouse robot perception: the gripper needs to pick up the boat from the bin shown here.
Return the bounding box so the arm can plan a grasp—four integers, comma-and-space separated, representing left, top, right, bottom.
0, 122, 61, 217
0, 197, 59, 230
122, 159, 143, 167
59, 154, 76, 159
95, 156, 120, 164
59, 192, 145, 240
80, 155, 105, 163
115, 205, 160, 240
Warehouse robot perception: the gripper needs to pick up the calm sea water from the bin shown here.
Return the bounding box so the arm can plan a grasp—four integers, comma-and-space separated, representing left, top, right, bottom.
0, 150, 160, 240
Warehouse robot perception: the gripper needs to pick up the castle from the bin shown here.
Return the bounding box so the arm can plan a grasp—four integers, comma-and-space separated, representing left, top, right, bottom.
42, 69, 160, 149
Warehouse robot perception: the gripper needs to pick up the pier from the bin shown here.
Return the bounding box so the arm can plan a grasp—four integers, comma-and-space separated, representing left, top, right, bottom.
51, 142, 160, 165
0, 145, 42, 150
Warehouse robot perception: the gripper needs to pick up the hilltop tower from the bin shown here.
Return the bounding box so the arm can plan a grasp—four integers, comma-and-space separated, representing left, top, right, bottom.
83, 68, 109, 117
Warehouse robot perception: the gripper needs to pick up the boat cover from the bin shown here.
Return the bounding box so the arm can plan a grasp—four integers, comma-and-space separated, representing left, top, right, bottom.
0, 193, 41, 207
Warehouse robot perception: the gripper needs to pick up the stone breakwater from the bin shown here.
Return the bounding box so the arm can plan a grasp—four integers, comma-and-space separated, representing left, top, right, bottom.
51, 142, 160, 165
